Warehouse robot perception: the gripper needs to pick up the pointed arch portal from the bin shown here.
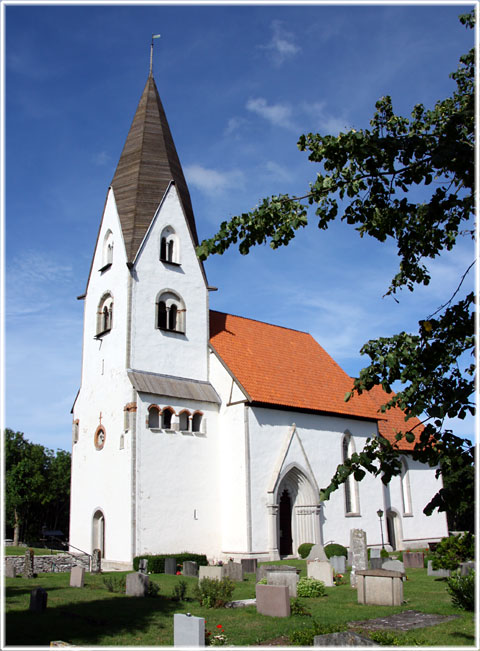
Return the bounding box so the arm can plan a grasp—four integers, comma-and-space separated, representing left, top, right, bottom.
92, 510, 105, 558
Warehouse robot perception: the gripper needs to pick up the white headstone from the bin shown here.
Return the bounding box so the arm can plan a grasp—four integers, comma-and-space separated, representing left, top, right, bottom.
70, 566, 85, 588
307, 560, 334, 587
174, 613, 205, 646
306, 543, 328, 562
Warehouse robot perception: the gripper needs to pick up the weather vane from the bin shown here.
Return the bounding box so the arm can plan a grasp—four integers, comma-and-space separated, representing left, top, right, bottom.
150, 34, 161, 75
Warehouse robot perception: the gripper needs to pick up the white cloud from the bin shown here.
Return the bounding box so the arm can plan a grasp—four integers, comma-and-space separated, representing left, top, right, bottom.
301, 101, 352, 135
224, 116, 248, 137
263, 161, 292, 183
261, 20, 301, 66
184, 164, 245, 196
246, 97, 297, 130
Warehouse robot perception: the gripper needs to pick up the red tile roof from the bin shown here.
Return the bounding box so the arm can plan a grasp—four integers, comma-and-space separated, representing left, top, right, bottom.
209, 311, 420, 451
365, 384, 422, 451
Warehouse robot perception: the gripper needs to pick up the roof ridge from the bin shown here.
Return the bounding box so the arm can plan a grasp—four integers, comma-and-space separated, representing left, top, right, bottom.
209, 309, 310, 335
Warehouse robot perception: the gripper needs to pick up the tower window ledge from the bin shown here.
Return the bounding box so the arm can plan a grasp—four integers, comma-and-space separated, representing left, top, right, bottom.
181, 430, 194, 436
98, 263, 112, 273
149, 427, 162, 433
164, 428, 176, 434
94, 328, 111, 339
158, 327, 185, 336
160, 258, 182, 267
345, 512, 361, 517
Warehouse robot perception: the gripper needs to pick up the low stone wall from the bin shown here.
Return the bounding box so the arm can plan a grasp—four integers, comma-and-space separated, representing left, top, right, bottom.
5, 553, 90, 574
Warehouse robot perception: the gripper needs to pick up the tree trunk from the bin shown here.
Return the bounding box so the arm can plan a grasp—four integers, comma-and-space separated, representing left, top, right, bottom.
13, 509, 20, 546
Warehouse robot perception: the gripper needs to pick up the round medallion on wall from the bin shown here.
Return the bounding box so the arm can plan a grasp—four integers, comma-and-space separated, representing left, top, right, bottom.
94, 425, 106, 450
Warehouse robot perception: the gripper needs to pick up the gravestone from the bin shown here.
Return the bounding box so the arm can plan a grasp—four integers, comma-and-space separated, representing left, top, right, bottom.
256, 564, 298, 582
126, 572, 149, 596
266, 568, 299, 596
330, 555, 346, 574
5, 560, 16, 578
241, 558, 257, 573
382, 559, 405, 573
306, 543, 328, 562
370, 557, 383, 570
182, 561, 198, 577
224, 561, 243, 582
256, 584, 290, 617
356, 569, 404, 606
138, 559, 148, 574
314, 631, 379, 646
350, 529, 368, 587
29, 587, 47, 612
199, 566, 225, 581
173, 613, 205, 647
91, 549, 101, 574
23, 549, 34, 579
403, 552, 424, 569
307, 560, 334, 587
460, 561, 475, 576
70, 566, 85, 588
370, 548, 381, 558
427, 561, 450, 578
165, 557, 177, 575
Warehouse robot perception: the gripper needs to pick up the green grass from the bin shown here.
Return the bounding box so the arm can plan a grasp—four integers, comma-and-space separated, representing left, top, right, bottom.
4, 546, 64, 556
5, 566, 476, 646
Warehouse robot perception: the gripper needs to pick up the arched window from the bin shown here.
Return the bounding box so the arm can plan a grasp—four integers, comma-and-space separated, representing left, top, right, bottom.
192, 412, 203, 433
162, 407, 174, 429
160, 226, 179, 264
156, 291, 186, 334
400, 458, 413, 515
148, 406, 160, 429
96, 293, 113, 336
179, 410, 190, 431
342, 432, 360, 515
101, 230, 114, 269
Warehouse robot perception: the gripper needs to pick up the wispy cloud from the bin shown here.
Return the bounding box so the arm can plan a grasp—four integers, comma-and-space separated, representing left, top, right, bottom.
92, 150, 111, 166
260, 20, 301, 66
185, 164, 245, 196
246, 98, 297, 130
224, 116, 248, 137
301, 101, 352, 135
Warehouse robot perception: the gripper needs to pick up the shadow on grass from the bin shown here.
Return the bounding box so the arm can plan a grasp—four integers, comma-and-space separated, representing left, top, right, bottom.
6, 593, 180, 646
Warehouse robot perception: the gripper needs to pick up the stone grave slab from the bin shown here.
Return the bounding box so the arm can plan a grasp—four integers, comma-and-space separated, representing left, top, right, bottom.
164, 557, 177, 575
356, 569, 404, 607
70, 566, 85, 588
370, 557, 383, 570
460, 561, 475, 575
427, 560, 450, 578
126, 572, 149, 596
350, 529, 368, 587
382, 559, 405, 573
256, 584, 290, 617
29, 587, 47, 612
5, 560, 16, 578
199, 566, 225, 581
314, 631, 379, 646
173, 613, 205, 646
91, 549, 101, 573
306, 543, 328, 562
330, 555, 346, 574
266, 568, 299, 596
403, 552, 424, 569
348, 610, 459, 632
241, 558, 257, 573
182, 560, 198, 577
256, 564, 298, 582
224, 561, 243, 581
307, 560, 334, 587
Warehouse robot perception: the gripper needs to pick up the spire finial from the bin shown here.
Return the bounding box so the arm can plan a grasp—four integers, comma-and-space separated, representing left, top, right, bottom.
150, 34, 161, 75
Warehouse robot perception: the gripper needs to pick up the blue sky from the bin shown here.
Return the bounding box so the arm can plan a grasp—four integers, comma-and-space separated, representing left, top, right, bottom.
3, 1, 476, 452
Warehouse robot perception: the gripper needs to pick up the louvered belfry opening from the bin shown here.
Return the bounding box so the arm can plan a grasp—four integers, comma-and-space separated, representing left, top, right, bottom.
111, 74, 198, 264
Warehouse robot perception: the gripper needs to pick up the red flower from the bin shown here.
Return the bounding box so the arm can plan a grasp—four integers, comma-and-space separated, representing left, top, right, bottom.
216, 624, 223, 629
176, 571, 181, 575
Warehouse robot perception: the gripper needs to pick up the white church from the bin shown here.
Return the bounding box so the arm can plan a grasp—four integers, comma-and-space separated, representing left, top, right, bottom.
69, 72, 448, 569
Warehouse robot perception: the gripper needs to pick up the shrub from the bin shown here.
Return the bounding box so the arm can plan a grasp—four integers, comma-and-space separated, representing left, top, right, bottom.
431, 533, 474, 571
133, 552, 208, 573
172, 579, 188, 602
192, 577, 235, 608
289, 622, 345, 646
324, 543, 348, 559
290, 597, 312, 616
147, 581, 160, 597
298, 542, 314, 559
446, 570, 475, 611
102, 575, 126, 593
380, 548, 389, 559
257, 577, 267, 585
297, 577, 326, 598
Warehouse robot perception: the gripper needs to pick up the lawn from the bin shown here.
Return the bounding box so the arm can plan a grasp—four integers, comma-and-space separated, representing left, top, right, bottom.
4, 546, 63, 556
4, 564, 476, 646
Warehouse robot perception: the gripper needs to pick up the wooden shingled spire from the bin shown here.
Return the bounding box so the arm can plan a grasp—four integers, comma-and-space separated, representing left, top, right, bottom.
111, 73, 198, 263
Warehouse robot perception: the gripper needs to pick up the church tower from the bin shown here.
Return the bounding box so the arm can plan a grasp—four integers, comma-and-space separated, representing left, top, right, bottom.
70, 73, 221, 567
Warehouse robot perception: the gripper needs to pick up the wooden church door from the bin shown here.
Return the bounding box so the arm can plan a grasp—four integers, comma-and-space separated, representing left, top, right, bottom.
279, 489, 293, 556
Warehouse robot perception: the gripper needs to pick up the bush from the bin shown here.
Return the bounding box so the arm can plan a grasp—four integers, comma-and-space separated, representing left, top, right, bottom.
297, 577, 326, 598
380, 548, 389, 559
102, 575, 126, 593
290, 597, 312, 616
431, 533, 474, 571
192, 577, 235, 608
324, 543, 347, 559
147, 581, 160, 597
133, 553, 208, 573
298, 542, 314, 559
289, 622, 345, 646
172, 579, 188, 602
446, 570, 475, 611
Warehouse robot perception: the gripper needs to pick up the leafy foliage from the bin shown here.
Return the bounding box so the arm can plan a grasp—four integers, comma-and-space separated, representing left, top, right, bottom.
298, 542, 314, 558
446, 570, 475, 611
102, 575, 126, 593
324, 543, 348, 559
289, 622, 346, 646
297, 577, 326, 598
431, 533, 474, 571
172, 579, 188, 602
192, 577, 235, 608
197, 12, 475, 511
290, 597, 312, 616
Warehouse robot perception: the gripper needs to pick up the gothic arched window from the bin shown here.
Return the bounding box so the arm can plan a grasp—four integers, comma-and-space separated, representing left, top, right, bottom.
400, 457, 413, 515
162, 407, 174, 429
96, 293, 113, 336
160, 226, 180, 264
342, 432, 360, 515
192, 411, 203, 433
148, 405, 160, 429
156, 291, 186, 334
101, 229, 114, 270
179, 410, 190, 431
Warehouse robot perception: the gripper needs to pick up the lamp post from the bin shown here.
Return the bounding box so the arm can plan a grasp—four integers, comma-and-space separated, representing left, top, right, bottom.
377, 509, 385, 549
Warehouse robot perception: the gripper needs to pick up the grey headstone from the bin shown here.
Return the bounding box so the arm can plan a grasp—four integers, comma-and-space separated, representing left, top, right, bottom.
23, 549, 34, 579
70, 566, 85, 588
350, 529, 368, 587
5, 560, 16, 578
126, 572, 149, 596
165, 557, 177, 575
330, 555, 346, 574
174, 613, 205, 646
403, 552, 424, 568
241, 558, 257, 573
370, 548, 381, 558
256, 584, 290, 617
29, 587, 47, 612
91, 549, 101, 574
427, 560, 450, 577
266, 569, 299, 596
138, 559, 148, 574
460, 561, 475, 576
314, 632, 379, 646
382, 559, 405, 573
256, 564, 299, 582
224, 561, 244, 582
307, 543, 328, 562
370, 557, 383, 570
182, 560, 198, 577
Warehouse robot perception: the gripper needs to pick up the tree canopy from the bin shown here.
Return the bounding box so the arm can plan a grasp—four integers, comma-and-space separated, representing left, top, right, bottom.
197, 12, 475, 517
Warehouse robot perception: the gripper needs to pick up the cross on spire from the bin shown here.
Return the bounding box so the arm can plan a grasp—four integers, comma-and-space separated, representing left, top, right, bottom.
150, 34, 161, 75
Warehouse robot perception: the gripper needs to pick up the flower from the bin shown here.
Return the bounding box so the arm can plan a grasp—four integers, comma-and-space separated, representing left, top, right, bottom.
176, 571, 181, 575
216, 624, 223, 629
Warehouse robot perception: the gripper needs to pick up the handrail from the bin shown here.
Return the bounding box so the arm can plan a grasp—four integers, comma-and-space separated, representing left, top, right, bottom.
48, 537, 92, 571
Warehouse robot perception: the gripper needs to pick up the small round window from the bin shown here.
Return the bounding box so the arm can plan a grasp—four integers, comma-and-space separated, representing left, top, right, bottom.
94, 426, 106, 450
